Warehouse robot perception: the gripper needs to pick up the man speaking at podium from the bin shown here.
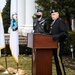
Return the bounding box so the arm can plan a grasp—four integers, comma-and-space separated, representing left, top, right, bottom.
50, 9, 67, 75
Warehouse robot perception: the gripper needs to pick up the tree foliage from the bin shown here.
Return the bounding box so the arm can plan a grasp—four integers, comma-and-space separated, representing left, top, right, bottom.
35, 0, 75, 17
2, 0, 10, 33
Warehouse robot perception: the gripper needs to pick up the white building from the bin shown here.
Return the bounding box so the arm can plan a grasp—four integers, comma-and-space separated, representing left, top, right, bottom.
18, 0, 36, 36
2, 0, 38, 36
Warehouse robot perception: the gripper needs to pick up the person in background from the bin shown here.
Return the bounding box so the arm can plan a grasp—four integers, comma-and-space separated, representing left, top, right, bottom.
33, 9, 49, 34
50, 9, 67, 75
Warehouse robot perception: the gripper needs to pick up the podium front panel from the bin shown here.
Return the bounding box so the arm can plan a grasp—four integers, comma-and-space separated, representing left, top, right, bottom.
33, 34, 58, 48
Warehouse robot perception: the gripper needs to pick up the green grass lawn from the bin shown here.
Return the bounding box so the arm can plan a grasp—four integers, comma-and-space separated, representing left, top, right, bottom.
0, 54, 75, 75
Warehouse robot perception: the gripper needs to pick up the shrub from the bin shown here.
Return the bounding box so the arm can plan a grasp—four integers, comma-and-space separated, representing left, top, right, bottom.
64, 31, 75, 56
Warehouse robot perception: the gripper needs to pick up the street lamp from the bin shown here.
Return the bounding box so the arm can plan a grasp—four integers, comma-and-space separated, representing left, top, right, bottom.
70, 44, 74, 59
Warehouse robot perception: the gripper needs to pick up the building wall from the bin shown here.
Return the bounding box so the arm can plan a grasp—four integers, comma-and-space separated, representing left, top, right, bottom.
18, 0, 36, 36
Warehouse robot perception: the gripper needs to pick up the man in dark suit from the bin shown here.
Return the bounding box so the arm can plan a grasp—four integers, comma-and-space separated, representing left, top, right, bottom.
50, 10, 67, 75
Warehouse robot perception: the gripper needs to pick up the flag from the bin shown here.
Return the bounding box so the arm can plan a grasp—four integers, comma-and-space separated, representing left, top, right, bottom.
0, 10, 5, 50
10, 0, 19, 63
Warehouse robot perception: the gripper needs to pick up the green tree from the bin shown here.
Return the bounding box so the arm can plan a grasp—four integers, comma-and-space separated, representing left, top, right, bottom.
35, 0, 51, 18
35, 0, 75, 30
2, 0, 10, 33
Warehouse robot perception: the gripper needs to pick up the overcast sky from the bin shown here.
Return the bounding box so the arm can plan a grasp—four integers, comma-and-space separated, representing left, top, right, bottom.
0, 0, 6, 11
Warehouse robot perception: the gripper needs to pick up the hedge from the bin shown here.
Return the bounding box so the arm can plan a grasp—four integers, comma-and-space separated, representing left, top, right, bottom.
64, 31, 75, 56
1, 45, 32, 55
1, 31, 75, 56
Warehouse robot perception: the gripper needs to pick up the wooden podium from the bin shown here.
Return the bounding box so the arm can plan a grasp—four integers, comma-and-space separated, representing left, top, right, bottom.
27, 33, 58, 75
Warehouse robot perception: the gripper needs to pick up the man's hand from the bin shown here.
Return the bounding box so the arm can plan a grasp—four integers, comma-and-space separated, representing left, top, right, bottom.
53, 35, 59, 41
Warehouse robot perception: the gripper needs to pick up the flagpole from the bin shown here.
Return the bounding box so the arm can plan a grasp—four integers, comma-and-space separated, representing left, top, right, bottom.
4, 48, 7, 69
0, 50, 1, 57
14, 63, 18, 75
17, 63, 18, 71
3, 47, 9, 74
